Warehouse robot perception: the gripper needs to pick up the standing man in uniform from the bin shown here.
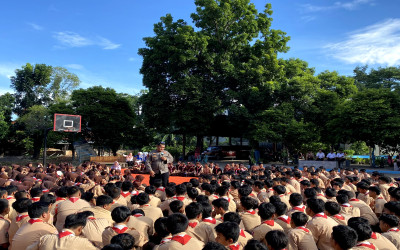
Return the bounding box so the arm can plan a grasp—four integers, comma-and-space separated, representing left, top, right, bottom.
146, 142, 173, 186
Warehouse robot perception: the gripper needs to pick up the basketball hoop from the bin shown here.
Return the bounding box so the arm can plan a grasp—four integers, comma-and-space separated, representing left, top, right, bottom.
53, 114, 82, 132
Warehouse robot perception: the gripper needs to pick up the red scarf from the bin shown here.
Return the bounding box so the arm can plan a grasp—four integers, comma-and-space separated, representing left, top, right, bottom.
293, 205, 306, 212
333, 214, 345, 220
160, 237, 172, 244
69, 197, 80, 203
28, 219, 43, 224
389, 228, 399, 232
171, 234, 192, 245
203, 218, 216, 224
131, 191, 139, 196
120, 191, 130, 198
133, 213, 143, 217
56, 197, 66, 202
42, 189, 50, 193
16, 214, 29, 222
370, 232, 377, 239
6, 196, 14, 200
31, 197, 40, 202
112, 226, 129, 234
240, 229, 246, 237
314, 213, 327, 219
349, 198, 359, 202
278, 216, 291, 224
88, 217, 96, 220
263, 220, 274, 226
188, 222, 198, 228
356, 242, 375, 250
246, 210, 256, 215
157, 187, 165, 192
228, 243, 240, 250
297, 226, 310, 233
175, 196, 185, 201
59, 231, 74, 238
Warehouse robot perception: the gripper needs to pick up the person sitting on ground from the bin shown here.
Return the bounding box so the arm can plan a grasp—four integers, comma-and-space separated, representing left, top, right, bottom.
239, 196, 261, 231
252, 202, 283, 242
212, 198, 230, 222
8, 198, 31, 244
287, 212, 318, 250
331, 225, 358, 250
136, 193, 163, 223
379, 213, 400, 249
273, 201, 292, 234
215, 222, 240, 250
184, 202, 214, 244
110, 233, 135, 250
325, 201, 348, 226
265, 230, 288, 250
79, 210, 112, 248
223, 212, 253, 249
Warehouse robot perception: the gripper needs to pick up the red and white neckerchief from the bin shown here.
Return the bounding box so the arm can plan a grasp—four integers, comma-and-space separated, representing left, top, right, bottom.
31, 197, 40, 202
213, 195, 219, 199
59, 230, 74, 238
6, 196, 14, 200
69, 197, 79, 203
365, 191, 369, 195
356, 241, 375, 250
240, 229, 246, 238
141, 204, 151, 207
111, 201, 116, 205
133, 213, 143, 217
16, 214, 29, 222
42, 189, 50, 193
268, 188, 274, 192
120, 191, 130, 198
341, 203, 352, 207
389, 227, 400, 232
88, 216, 96, 220
277, 215, 291, 224
293, 205, 306, 212
370, 232, 377, 239
246, 210, 256, 215
349, 198, 359, 202
131, 190, 139, 196
157, 187, 165, 192
333, 214, 345, 220
279, 194, 285, 198
0, 216, 4, 220
188, 221, 198, 228
222, 196, 231, 202
112, 224, 129, 234
228, 243, 240, 250
160, 237, 172, 244
263, 220, 274, 226
28, 218, 43, 224
317, 193, 325, 197
171, 233, 192, 245
377, 196, 384, 200
314, 212, 327, 219
203, 217, 217, 224
296, 226, 310, 233
175, 196, 186, 201
56, 197, 66, 202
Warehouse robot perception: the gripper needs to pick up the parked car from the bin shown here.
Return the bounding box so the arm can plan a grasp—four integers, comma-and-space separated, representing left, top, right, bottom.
203, 146, 236, 160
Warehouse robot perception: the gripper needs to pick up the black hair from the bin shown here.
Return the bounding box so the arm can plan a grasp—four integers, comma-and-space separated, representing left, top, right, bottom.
131, 209, 145, 216
82, 192, 94, 203
216, 186, 229, 197
223, 212, 241, 224
14, 191, 28, 200
384, 201, 400, 216
304, 188, 317, 199
111, 206, 131, 223
154, 217, 169, 238
356, 182, 369, 190
196, 195, 209, 204
347, 217, 371, 241
253, 181, 264, 190
336, 194, 349, 204
243, 239, 268, 250
190, 178, 199, 188
12, 198, 32, 213
300, 180, 311, 187
230, 181, 240, 189
107, 186, 121, 199
30, 187, 43, 198
78, 210, 95, 218
55, 186, 68, 198
185, 202, 202, 220
258, 202, 276, 220
67, 186, 80, 196
264, 179, 274, 188
136, 192, 150, 205
215, 222, 240, 243
332, 225, 357, 250
289, 193, 303, 206
379, 176, 391, 183
145, 186, 156, 195
368, 186, 381, 195
212, 198, 229, 211
0, 199, 8, 214
170, 200, 184, 213
102, 244, 123, 250
165, 186, 176, 197
273, 185, 286, 195
40, 194, 56, 204
28, 202, 49, 218
390, 188, 400, 201
110, 233, 135, 250
265, 230, 288, 250
310, 179, 319, 187
325, 201, 341, 215
187, 188, 199, 200
65, 213, 87, 229
238, 185, 252, 197
273, 202, 287, 216
269, 196, 281, 204
6, 186, 18, 195
325, 188, 337, 198
306, 198, 325, 214
166, 213, 189, 235
200, 202, 213, 218
240, 196, 258, 210
175, 184, 187, 196
97, 195, 113, 207
291, 212, 308, 227
201, 183, 216, 194
121, 181, 133, 192
202, 241, 226, 250
379, 213, 399, 227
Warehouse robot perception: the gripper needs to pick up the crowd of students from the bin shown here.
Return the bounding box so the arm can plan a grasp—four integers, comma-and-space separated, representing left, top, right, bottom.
0, 162, 399, 249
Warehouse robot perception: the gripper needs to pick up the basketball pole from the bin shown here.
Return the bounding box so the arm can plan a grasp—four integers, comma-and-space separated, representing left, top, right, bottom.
43, 127, 53, 168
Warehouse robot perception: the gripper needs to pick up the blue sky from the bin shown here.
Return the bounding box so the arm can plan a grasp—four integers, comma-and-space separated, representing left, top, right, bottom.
1, 0, 399, 96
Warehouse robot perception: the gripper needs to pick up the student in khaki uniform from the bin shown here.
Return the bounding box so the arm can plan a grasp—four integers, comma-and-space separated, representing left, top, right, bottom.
128, 209, 154, 239
0, 199, 10, 249
287, 172, 301, 194
287, 193, 306, 217
369, 186, 387, 217
324, 201, 348, 226
379, 176, 392, 202
159, 186, 177, 216
214, 222, 241, 250
239, 197, 261, 232
287, 212, 318, 250
305, 198, 339, 250
80, 195, 113, 224
265, 230, 289, 250
154, 179, 167, 201
347, 191, 379, 226
223, 212, 252, 249
348, 217, 398, 250
331, 225, 360, 250
79, 211, 111, 248
120, 181, 133, 204
5, 186, 17, 221
55, 186, 91, 232
273, 201, 292, 234
281, 178, 297, 196
337, 193, 360, 218
8, 198, 31, 245
184, 202, 215, 243
356, 182, 373, 206
174, 184, 192, 208
153, 213, 204, 250
145, 186, 162, 207
102, 206, 146, 248
108, 186, 128, 211
26, 213, 97, 250
253, 181, 269, 203
212, 198, 230, 223
217, 186, 237, 213
252, 203, 284, 242
273, 185, 291, 210
136, 193, 163, 224
51, 187, 68, 216
379, 214, 400, 249
11, 202, 58, 250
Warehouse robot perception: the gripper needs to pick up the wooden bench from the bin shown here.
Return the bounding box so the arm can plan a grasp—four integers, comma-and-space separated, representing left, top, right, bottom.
89, 156, 128, 168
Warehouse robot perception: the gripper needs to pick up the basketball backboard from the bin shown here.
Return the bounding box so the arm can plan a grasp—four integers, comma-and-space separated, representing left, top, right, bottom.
53, 113, 81, 132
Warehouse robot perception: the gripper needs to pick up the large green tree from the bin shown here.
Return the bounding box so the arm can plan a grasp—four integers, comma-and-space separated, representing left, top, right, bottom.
354, 65, 400, 90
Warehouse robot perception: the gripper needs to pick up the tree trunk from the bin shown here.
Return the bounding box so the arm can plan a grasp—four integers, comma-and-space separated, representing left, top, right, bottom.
32, 134, 42, 159
182, 134, 186, 160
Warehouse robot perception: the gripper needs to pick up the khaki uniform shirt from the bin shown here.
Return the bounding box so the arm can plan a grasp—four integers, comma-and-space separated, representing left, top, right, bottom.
369, 231, 398, 250
380, 184, 391, 201
55, 198, 91, 231
329, 214, 348, 226
153, 232, 204, 250
127, 215, 154, 239
340, 204, 361, 218
306, 213, 339, 250
149, 195, 162, 207
102, 224, 146, 248
139, 205, 163, 225
0, 217, 10, 245
27, 229, 98, 250
237, 229, 252, 249
155, 188, 167, 201
382, 229, 400, 249
11, 220, 58, 250
146, 150, 173, 174
240, 210, 261, 232
357, 192, 373, 206
79, 206, 113, 224
275, 215, 293, 234
81, 217, 112, 248
289, 178, 301, 194
374, 196, 387, 214
349, 199, 379, 225
8, 212, 29, 245
252, 220, 284, 242
288, 227, 318, 250
185, 219, 215, 243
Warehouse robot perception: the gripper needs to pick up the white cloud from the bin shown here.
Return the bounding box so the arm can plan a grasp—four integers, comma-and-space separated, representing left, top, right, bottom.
300, 16, 316, 23
324, 19, 400, 66
27, 22, 44, 30
0, 64, 17, 79
53, 31, 120, 50
301, 0, 375, 13
65, 64, 85, 70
